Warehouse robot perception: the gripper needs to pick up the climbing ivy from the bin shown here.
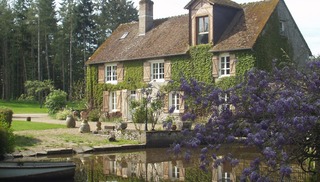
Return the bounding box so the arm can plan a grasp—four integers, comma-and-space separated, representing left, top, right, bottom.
167, 44, 213, 91
86, 61, 146, 109
87, 14, 294, 107
253, 11, 293, 71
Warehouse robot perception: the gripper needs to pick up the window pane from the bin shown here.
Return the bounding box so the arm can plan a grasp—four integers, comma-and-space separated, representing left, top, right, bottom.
197, 34, 208, 44
159, 63, 164, 79
203, 16, 209, 32
197, 16, 209, 45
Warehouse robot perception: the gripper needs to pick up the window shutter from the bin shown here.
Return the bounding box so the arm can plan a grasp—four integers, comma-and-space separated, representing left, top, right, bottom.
103, 91, 109, 112
212, 56, 219, 78
98, 65, 105, 83
117, 63, 124, 82
163, 93, 169, 113
164, 60, 171, 81
230, 54, 236, 76
116, 90, 122, 111
143, 62, 151, 82
179, 91, 185, 113
121, 90, 128, 121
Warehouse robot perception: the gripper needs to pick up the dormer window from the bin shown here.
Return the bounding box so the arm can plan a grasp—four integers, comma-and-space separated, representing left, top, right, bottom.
196, 16, 209, 44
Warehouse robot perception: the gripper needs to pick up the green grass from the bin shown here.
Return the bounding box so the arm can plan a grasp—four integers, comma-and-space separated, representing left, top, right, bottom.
14, 134, 41, 151
11, 120, 65, 131
0, 100, 47, 114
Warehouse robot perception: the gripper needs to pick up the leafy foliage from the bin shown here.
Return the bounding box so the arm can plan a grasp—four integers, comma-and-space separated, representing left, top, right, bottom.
0, 122, 15, 158
45, 89, 68, 114
88, 109, 101, 121
0, 108, 13, 127
177, 60, 320, 180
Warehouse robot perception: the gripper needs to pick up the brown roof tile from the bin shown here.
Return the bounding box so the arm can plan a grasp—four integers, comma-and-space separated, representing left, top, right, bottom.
86, 15, 189, 65
87, 0, 280, 65
211, 0, 280, 52
185, 0, 242, 9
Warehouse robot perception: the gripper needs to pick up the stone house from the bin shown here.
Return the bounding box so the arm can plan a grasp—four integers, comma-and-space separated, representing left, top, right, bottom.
85, 0, 311, 123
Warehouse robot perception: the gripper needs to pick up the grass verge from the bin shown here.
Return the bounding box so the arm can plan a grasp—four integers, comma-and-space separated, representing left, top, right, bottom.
12, 120, 65, 131
0, 100, 47, 114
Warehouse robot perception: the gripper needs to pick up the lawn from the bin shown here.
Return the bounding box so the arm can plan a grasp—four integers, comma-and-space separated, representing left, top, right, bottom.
11, 120, 65, 131
0, 100, 47, 114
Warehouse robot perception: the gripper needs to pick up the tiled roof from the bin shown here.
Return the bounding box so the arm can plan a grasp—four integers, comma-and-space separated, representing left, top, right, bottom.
211, 0, 280, 52
185, 0, 242, 9
86, 15, 189, 65
87, 0, 280, 65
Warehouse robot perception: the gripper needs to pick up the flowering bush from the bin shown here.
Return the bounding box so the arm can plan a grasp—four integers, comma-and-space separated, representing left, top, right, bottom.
177, 60, 320, 181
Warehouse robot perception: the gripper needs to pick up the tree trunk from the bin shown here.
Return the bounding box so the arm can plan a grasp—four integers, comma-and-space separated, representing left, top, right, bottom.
69, 15, 73, 100
45, 33, 50, 80
37, 11, 41, 81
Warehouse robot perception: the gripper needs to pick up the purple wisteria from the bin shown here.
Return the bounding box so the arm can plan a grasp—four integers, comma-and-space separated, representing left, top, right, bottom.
176, 60, 320, 181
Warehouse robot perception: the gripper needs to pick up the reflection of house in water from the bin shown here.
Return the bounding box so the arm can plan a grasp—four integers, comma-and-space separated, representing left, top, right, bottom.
102, 153, 186, 181
97, 149, 310, 182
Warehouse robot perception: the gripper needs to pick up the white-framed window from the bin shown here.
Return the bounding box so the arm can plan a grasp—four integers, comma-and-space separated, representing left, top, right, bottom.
105, 63, 117, 83
109, 91, 117, 112
219, 54, 230, 77
151, 60, 164, 81
130, 90, 136, 100
196, 16, 209, 45
221, 172, 231, 182
169, 92, 180, 113
219, 93, 230, 112
172, 166, 180, 179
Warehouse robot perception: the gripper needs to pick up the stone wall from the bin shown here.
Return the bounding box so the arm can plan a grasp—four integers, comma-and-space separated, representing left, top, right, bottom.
144, 131, 184, 148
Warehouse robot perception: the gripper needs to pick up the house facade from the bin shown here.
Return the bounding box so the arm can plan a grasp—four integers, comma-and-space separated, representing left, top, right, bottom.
85, 0, 311, 123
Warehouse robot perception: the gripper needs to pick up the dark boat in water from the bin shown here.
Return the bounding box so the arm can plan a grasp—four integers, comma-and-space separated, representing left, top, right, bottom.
0, 161, 76, 181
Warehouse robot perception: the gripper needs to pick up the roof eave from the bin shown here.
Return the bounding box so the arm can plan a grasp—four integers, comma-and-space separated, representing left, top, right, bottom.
210, 47, 252, 53
86, 52, 189, 65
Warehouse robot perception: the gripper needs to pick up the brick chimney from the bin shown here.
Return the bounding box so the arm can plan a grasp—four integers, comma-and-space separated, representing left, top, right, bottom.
139, 0, 154, 36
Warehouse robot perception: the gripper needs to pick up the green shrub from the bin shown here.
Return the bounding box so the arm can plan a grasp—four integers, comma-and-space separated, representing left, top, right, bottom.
0, 108, 13, 127
88, 109, 100, 121
101, 112, 122, 123
130, 100, 147, 124
45, 90, 67, 114
56, 108, 73, 120
0, 122, 15, 158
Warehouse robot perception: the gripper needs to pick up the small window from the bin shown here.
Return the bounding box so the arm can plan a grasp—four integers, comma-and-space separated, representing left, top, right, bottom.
105, 64, 117, 83
151, 62, 164, 80
279, 21, 285, 34
196, 16, 209, 44
219, 93, 230, 112
130, 91, 136, 100
120, 32, 129, 39
109, 91, 117, 112
219, 54, 230, 77
172, 166, 180, 179
169, 92, 180, 113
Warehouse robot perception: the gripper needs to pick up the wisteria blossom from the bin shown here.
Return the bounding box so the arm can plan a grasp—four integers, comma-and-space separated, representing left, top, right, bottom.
176, 60, 320, 181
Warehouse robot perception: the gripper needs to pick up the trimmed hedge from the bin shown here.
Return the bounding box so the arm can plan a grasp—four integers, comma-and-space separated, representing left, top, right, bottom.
0, 108, 13, 127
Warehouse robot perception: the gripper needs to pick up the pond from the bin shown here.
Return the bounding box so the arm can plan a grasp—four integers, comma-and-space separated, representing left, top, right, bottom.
4, 146, 311, 182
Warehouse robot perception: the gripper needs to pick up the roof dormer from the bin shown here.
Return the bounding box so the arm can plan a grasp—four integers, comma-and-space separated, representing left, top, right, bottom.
185, 0, 241, 46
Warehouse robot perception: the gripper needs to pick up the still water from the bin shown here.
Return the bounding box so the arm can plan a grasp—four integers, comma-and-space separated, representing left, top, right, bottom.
6, 147, 310, 182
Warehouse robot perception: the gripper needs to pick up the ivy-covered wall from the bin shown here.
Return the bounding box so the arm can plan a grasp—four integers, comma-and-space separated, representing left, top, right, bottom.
86, 61, 146, 109
169, 44, 214, 90
86, 10, 294, 108
253, 11, 293, 71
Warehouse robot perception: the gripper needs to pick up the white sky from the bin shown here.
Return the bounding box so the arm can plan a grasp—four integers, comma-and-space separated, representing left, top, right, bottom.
132, 0, 320, 56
